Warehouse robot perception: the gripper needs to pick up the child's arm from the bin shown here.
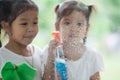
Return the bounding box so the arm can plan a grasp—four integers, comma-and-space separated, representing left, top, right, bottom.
42, 39, 59, 80
90, 72, 100, 80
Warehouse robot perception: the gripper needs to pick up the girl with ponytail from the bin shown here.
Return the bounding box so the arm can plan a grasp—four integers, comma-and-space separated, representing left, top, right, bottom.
52, 0, 104, 80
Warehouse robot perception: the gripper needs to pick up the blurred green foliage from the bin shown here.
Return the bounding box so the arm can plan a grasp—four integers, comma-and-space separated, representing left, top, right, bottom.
101, 0, 120, 33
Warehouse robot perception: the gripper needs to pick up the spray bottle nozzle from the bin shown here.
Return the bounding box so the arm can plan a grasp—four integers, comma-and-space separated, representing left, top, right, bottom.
52, 31, 61, 43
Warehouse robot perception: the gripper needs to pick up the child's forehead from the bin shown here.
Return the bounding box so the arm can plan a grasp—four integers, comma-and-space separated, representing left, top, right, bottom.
10, 10, 38, 23
16, 10, 37, 16
62, 10, 86, 20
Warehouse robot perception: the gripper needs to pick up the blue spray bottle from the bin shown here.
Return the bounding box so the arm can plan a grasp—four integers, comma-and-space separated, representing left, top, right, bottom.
52, 31, 68, 80
55, 46, 68, 80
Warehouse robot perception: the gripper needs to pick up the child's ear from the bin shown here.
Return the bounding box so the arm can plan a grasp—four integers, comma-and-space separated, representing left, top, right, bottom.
86, 23, 90, 32
85, 23, 90, 36
1, 21, 9, 32
55, 22, 60, 31
86, 23, 90, 33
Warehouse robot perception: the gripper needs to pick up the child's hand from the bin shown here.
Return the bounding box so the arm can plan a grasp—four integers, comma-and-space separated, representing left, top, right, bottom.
48, 31, 61, 56
43, 39, 60, 80
48, 39, 59, 56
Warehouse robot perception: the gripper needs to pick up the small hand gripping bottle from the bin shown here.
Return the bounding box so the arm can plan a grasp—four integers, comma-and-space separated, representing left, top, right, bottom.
52, 31, 68, 80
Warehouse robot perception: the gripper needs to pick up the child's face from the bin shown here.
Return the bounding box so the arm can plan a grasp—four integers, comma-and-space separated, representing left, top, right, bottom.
59, 10, 88, 43
9, 10, 38, 46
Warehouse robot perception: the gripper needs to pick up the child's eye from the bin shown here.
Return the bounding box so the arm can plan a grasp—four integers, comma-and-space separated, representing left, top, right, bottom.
20, 23, 28, 26
33, 22, 38, 25
77, 22, 82, 27
64, 21, 71, 26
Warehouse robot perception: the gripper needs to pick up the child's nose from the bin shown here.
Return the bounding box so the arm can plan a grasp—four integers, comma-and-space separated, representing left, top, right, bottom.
27, 26, 34, 32
70, 23, 77, 28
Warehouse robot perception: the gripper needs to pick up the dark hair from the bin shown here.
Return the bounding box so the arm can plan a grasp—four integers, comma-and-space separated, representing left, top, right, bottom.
0, 0, 38, 47
55, 0, 93, 23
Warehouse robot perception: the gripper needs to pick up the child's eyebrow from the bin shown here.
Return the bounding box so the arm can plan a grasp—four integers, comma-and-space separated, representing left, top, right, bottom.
78, 20, 84, 22
19, 18, 28, 21
63, 18, 70, 21
19, 17, 38, 21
